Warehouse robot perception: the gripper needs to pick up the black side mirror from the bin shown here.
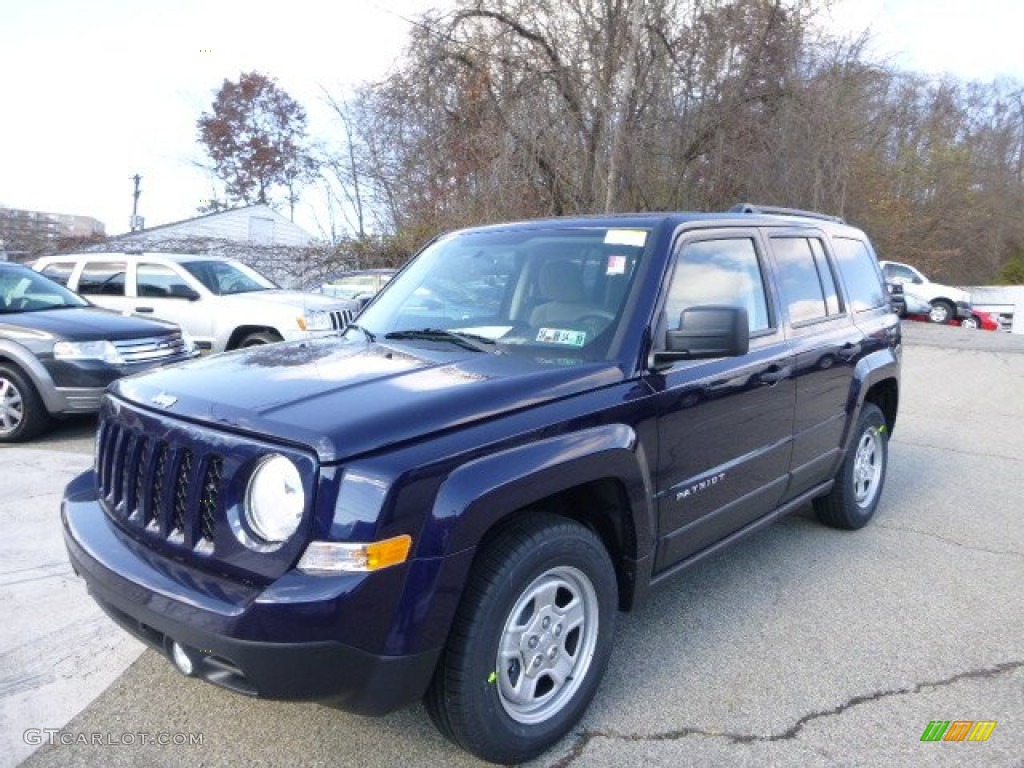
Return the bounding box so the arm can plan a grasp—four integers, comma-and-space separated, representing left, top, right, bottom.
654, 305, 749, 365
170, 286, 200, 301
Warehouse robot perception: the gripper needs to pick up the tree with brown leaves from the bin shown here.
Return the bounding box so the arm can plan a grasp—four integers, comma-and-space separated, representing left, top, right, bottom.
197, 71, 315, 217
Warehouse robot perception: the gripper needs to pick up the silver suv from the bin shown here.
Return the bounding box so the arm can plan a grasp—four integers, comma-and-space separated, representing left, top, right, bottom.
33, 252, 358, 353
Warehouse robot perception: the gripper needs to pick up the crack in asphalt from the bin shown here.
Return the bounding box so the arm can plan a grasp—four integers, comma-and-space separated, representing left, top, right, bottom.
875, 523, 1024, 560
547, 660, 1024, 768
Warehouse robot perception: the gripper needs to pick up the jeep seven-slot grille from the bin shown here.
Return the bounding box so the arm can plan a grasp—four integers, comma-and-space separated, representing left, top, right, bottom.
329, 308, 354, 330
96, 420, 222, 553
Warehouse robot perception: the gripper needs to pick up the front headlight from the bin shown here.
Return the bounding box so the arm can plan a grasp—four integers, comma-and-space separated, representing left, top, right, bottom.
53, 340, 125, 364
244, 454, 304, 544
298, 309, 332, 331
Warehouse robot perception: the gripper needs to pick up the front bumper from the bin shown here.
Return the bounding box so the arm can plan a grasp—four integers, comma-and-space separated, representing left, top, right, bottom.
61, 473, 445, 716
42, 355, 195, 415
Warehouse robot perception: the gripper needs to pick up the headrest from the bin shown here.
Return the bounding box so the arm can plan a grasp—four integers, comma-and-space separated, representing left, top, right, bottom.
538, 260, 584, 303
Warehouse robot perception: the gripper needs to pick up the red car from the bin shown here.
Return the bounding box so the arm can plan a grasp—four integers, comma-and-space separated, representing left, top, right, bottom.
960, 310, 1001, 331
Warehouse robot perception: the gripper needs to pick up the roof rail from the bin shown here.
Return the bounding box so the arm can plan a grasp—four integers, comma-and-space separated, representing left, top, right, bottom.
728, 203, 845, 224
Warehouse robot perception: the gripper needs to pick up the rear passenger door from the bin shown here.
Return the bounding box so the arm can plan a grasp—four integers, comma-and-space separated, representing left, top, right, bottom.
767, 232, 864, 499
649, 230, 795, 570
74, 259, 134, 315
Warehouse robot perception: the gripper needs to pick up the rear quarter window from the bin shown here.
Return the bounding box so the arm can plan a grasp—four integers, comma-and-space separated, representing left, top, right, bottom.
832, 237, 885, 312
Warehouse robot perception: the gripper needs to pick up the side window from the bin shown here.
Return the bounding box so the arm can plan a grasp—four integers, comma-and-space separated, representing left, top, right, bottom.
882, 262, 917, 283
77, 261, 126, 296
833, 238, 886, 312
772, 237, 844, 324
809, 239, 842, 315
665, 238, 771, 334
40, 262, 75, 286
137, 264, 194, 298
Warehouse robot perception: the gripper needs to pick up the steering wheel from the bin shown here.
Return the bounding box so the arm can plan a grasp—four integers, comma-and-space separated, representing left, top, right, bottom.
573, 311, 615, 337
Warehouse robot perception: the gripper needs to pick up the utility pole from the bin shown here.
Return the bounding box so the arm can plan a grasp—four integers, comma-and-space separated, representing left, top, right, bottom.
130, 174, 144, 231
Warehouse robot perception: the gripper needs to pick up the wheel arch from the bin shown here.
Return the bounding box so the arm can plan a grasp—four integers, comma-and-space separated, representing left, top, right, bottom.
0, 340, 59, 415
863, 376, 898, 436
225, 325, 283, 350
847, 349, 899, 446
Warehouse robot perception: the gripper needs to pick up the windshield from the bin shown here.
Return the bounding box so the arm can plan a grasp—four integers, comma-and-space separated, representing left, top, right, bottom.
355, 226, 649, 363
181, 260, 276, 295
0, 265, 89, 313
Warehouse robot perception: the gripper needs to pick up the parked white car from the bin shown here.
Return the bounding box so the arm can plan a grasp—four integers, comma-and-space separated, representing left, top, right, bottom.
33, 252, 358, 353
878, 260, 972, 324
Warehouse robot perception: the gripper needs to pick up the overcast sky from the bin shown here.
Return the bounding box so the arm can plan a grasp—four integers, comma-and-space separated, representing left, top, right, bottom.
1, 0, 1022, 241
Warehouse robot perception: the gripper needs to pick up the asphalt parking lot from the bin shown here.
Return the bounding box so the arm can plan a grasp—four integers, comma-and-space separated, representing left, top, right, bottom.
3, 322, 1022, 767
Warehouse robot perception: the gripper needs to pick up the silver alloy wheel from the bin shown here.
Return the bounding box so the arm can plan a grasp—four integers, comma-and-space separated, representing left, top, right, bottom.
928, 303, 950, 323
496, 565, 599, 725
0, 375, 25, 436
960, 315, 979, 329
852, 426, 883, 508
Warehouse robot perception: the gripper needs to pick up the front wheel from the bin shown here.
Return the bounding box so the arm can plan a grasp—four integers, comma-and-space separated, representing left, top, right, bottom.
928, 300, 956, 324
813, 402, 889, 530
960, 315, 980, 330
424, 513, 618, 764
0, 364, 50, 443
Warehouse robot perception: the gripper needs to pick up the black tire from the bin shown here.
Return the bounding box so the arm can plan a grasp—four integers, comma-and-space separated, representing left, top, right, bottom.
814, 402, 888, 530
928, 299, 956, 324
0, 363, 50, 443
237, 330, 282, 348
424, 512, 618, 764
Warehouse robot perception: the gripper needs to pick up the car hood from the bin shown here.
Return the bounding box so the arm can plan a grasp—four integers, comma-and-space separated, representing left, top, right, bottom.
0, 307, 176, 341
112, 338, 624, 462
223, 289, 357, 309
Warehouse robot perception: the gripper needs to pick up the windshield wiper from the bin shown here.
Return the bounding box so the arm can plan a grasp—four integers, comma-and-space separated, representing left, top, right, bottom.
346, 323, 376, 343
384, 328, 495, 353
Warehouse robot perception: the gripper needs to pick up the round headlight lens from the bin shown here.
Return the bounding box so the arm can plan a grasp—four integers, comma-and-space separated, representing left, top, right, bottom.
244, 455, 304, 543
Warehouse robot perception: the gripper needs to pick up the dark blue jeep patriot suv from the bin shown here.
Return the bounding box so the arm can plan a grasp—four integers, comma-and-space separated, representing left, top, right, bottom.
62, 206, 900, 764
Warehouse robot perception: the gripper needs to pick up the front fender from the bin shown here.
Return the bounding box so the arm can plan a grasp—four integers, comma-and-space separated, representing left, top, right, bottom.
422, 423, 656, 562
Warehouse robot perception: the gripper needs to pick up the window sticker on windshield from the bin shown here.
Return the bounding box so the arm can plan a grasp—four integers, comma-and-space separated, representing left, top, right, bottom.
604, 229, 647, 247
606, 254, 627, 275
536, 328, 587, 347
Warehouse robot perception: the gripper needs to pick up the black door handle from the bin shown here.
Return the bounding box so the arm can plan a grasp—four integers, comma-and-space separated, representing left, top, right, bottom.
135, 306, 154, 313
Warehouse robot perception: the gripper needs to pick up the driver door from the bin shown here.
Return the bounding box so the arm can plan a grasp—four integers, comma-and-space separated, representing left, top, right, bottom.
131, 263, 213, 345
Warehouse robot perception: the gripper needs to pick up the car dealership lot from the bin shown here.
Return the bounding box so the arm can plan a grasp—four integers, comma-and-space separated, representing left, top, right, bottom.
4, 321, 1022, 768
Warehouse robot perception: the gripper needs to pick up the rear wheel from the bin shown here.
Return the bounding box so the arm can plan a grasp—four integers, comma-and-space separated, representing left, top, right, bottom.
424, 512, 618, 764
814, 403, 888, 530
928, 300, 956, 324
0, 364, 50, 443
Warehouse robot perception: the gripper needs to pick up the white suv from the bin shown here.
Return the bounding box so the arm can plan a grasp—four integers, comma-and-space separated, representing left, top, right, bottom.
878, 260, 972, 324
33, 252, 358, 353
